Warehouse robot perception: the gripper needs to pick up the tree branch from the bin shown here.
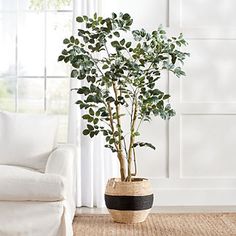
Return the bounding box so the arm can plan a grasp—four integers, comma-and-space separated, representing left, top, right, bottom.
107, 102, 119, 152
131, 147, 137, 176
126, 97, 138, 181
107, 101, 126, 181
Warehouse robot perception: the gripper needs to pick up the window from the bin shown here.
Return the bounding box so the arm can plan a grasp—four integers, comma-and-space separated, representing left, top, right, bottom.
0, 0, 73, 142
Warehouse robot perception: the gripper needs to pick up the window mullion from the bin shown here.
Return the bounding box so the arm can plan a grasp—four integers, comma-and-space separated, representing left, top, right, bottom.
15, 0, 19, 112
44, 0, 47, 113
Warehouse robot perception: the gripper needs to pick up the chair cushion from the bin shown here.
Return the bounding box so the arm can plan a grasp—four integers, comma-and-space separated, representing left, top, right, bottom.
0, 111, 58, 172
0, 165, 65, 201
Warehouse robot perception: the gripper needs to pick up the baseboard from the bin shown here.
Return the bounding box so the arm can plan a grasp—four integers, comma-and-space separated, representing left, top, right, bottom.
152, 188, 236, 206
76, 205, 236, 215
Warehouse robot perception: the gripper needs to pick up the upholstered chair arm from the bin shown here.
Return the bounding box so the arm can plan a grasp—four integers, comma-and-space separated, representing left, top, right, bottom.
45, 144, 75, 178
45, 144, 76, 224
45, 145, 76, 203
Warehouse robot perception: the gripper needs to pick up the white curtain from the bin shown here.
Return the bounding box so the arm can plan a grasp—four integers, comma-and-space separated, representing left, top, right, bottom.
68, 0, 118, 208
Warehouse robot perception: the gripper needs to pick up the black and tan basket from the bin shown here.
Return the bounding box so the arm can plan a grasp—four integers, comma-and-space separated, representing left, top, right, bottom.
105, 178, 154, 223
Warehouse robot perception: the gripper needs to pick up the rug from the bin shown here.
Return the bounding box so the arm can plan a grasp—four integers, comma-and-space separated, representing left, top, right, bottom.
73, 213, 236, 236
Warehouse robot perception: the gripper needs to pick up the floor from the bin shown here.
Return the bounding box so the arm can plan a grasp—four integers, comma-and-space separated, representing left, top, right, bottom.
76, 206, 236, 215
74, 208, 236, 235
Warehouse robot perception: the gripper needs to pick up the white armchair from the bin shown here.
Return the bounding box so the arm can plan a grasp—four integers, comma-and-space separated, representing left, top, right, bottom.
0, 112, 76, 236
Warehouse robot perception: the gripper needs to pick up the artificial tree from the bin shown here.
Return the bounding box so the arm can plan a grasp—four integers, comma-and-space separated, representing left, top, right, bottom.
59, 12, 189, 182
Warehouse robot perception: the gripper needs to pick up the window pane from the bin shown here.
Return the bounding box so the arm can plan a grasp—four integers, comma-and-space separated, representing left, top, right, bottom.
0, 79, 15, 111
18, 12, 45, 76
0, 0, 17, 11
18, 78, 44, 113
19, 0, 72, 11
19, 0, 44, 11
46, 78, 69, 114
0, 0, 72, 143
0, 13, 16, 76
47, 78, 69, 143
46, 12, 72, 76
46, 0, 72, 10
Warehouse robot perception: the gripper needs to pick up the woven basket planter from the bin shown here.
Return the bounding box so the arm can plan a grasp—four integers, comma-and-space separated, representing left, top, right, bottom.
105, 178, 154, 224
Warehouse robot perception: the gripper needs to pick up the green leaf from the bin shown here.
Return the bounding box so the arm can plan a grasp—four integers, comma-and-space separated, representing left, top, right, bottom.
125, 42, 131, 48
87, 76, 95, 83
61, 49, 68, 55
94, 13, 97, 19
90, 131, 95, 138
62, 49, 68, 55
70, 36, 75, 43
163, 94, 170, 100
111, 41, 119, 48
83, 37, 89, 43
76, 16, 84, 23
122, 13, 130, 20
83, 15, 88, 21
159, 29, 166, 34
89, 38, 95, 44
103, 130, 108, 136
82, 114, 91, 120
87, 124, 94, 130
78, 86, 90, 95
63, 38, 70, 44
102, 64, 109, 69
89, 108, 94, 116
95, 111, 100, 117
145, 143, 156, 150
91, 69, 96, 74
83, 129, 90, 135
106, 97, 115, 103
113, 31, 120, 37
132, 30, 141, 41
112, 12, 117, 19
64, 57, 69, 63
86, 95, 95, 102
58, 55, 65, 61
71, 69, 78, 78
171, 54, 177, 64
106, 19, 112, 30
93, 118, 99, 124
133, 142, 156, 150
88, 116, 94, 122
132, 143, 138, 148
109, 138, 115, 144
120, 39, 125, 45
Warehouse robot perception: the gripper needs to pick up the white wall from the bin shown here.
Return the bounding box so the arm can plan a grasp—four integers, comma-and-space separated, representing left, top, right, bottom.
101, 0, 236, 205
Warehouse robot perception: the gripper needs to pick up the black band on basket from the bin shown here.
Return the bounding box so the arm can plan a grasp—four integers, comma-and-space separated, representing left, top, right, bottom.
105, 194, 154, 211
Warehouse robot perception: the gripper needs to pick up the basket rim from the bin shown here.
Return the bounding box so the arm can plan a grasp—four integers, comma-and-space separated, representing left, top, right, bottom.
108, 177, 149, 184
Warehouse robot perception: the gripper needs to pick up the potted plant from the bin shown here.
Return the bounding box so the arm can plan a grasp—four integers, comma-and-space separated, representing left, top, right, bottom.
59, 12, 189, 223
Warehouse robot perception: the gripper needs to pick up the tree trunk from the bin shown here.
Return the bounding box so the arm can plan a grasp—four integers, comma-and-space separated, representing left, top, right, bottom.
118, 151, 126, 181
127, 137, 134, 181
127, 99, 138, 182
